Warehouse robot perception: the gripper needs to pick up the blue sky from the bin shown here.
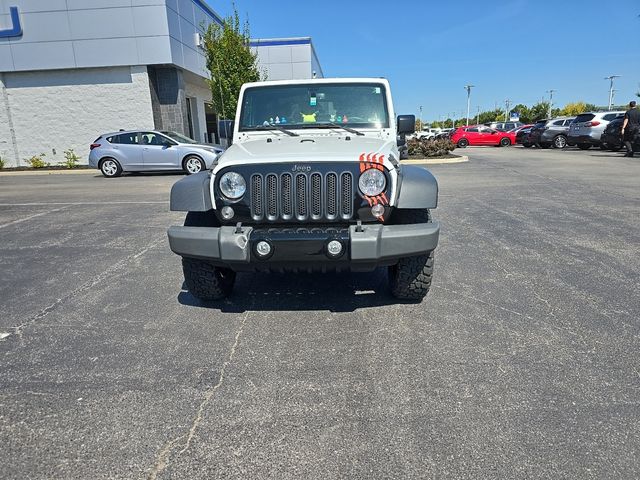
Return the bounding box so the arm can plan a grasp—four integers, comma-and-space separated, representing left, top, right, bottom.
207, 0, 640, 121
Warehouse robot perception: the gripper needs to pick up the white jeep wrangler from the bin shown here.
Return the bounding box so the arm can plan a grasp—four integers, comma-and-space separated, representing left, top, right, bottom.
167, 78, 440, 300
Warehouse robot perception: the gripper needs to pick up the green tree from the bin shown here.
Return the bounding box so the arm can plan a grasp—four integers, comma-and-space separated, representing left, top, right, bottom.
203, 7, 262, 120
529, 102, 551, 121
560, 102, 594, 116
477, 109, 502, 124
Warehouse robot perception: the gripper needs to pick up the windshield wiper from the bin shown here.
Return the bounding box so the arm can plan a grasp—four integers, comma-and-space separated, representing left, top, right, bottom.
318, 122, 365, 136
254, 124, 299, 136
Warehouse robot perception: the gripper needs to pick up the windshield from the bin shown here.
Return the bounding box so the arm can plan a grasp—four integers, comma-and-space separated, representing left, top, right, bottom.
239, 83, 389, 131
160, 131, 197, 144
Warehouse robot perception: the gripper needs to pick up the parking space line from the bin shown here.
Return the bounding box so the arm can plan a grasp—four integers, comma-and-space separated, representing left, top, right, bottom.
0, 205, 70, 230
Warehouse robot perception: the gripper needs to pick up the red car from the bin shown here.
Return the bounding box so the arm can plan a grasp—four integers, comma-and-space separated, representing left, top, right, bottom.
451, 125, 515, 147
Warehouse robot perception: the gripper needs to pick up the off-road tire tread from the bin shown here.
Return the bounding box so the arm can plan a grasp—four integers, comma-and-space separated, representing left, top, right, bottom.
181, 210, 232, 300
388, 208, 435, 300
182, 257, 235, 300
390, 250, 434, 300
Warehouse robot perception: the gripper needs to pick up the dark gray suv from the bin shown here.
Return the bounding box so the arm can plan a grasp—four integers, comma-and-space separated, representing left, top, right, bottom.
528, 117, 575, 149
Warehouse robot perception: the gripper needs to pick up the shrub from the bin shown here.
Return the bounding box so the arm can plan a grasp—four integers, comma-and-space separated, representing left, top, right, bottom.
62, 149, 80, 169
27, 153, 49, 169
407, 137, 455, 158
0, 156, 5, 170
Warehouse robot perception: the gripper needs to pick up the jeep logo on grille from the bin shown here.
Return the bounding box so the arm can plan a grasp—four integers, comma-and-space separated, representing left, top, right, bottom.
292, 165, 311, 172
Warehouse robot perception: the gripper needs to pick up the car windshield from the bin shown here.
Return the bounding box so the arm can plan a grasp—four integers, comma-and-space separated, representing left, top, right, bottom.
161, 131, 197, 144
239, 83, 389, 131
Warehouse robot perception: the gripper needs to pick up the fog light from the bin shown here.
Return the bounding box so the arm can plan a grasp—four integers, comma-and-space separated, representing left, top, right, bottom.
327, 240, 343, 257
371, 204, 385, 217
256, 240, 272, 257
221, 206, 234, 220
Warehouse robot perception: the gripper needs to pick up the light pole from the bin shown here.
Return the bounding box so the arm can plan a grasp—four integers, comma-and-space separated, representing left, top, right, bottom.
605, 75, 620, 110
476, 106, 480, 125
449, 112, 454, 129
504, 99, 511, 122
419, 105, 423, 130
546, 89, 555, 118
464, 84, 474, 126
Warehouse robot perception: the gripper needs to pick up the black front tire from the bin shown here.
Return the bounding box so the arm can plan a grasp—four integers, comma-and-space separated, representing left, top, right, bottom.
457, 138, 469, 148
181, 211, 235, 300
183, 155, 205, 175
388, 208, 435, 300
577, 144, 591, 150
523, 142, 532, 148
389, 250, 434, 300
499, 137, 511, 147
182, 257, 235, 301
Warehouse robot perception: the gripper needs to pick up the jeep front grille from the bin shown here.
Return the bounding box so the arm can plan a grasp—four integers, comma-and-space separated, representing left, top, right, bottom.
250, 171, 354, 222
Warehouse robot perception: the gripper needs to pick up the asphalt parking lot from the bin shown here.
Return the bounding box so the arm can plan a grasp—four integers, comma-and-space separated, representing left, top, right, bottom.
1, 146, 639, 479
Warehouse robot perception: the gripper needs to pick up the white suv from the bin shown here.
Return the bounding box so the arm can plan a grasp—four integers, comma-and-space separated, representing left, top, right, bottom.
567, 111, 625, 150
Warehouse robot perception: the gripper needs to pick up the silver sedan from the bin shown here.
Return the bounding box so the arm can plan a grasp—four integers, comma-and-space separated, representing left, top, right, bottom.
88, 130, 224, 178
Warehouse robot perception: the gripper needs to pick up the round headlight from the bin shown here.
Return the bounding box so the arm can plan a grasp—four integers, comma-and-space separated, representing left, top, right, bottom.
219, 172, 246, 199
358, 169, 386, 197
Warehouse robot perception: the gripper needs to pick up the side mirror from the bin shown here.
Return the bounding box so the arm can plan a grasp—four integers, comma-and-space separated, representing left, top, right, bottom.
397, 114, 416, 134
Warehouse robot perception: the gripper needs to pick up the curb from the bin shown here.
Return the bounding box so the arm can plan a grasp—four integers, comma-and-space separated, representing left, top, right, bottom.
401, 156, 468, 165
0, 169, 97, 176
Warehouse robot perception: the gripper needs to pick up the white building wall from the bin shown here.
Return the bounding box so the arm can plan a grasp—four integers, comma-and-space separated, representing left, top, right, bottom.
252, 41, 323, 81
0, 0, 221, 78
0, 74, 17, 166
0, 66, 154, 167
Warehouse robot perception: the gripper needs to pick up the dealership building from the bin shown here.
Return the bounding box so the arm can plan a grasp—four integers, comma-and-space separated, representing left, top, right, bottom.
0, 0, 323, 167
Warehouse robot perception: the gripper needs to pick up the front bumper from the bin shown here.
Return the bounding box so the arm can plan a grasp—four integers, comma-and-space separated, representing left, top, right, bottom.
167, 222, 440, 272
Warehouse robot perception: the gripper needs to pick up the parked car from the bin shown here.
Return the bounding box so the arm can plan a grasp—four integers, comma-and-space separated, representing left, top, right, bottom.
437, 128, 455, 139
601, 117, 640, 152
89, 130, 224, 178
527, 117, 575, 149
486, 121, 524, 132
514, 124, 534, 147
397, 134, 409, 159
567, 111, 624, 150
415, 128, 441, 140
451, 125, 515, 147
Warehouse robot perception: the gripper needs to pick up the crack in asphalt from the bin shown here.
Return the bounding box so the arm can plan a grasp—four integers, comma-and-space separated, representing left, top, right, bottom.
4, 237, 165, 344
146, 310, 251, 480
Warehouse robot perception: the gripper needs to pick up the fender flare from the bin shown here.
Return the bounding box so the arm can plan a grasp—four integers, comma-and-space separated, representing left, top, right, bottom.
395, 165, 438, 209
170, 171, 212, 212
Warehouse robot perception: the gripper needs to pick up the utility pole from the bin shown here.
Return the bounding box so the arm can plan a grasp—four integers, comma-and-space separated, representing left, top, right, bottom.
464, 84, 474, 126
611, 89, 617, 108
605, 75, 620, 110
546, 89, 555, 118
504, 99, 511, 122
